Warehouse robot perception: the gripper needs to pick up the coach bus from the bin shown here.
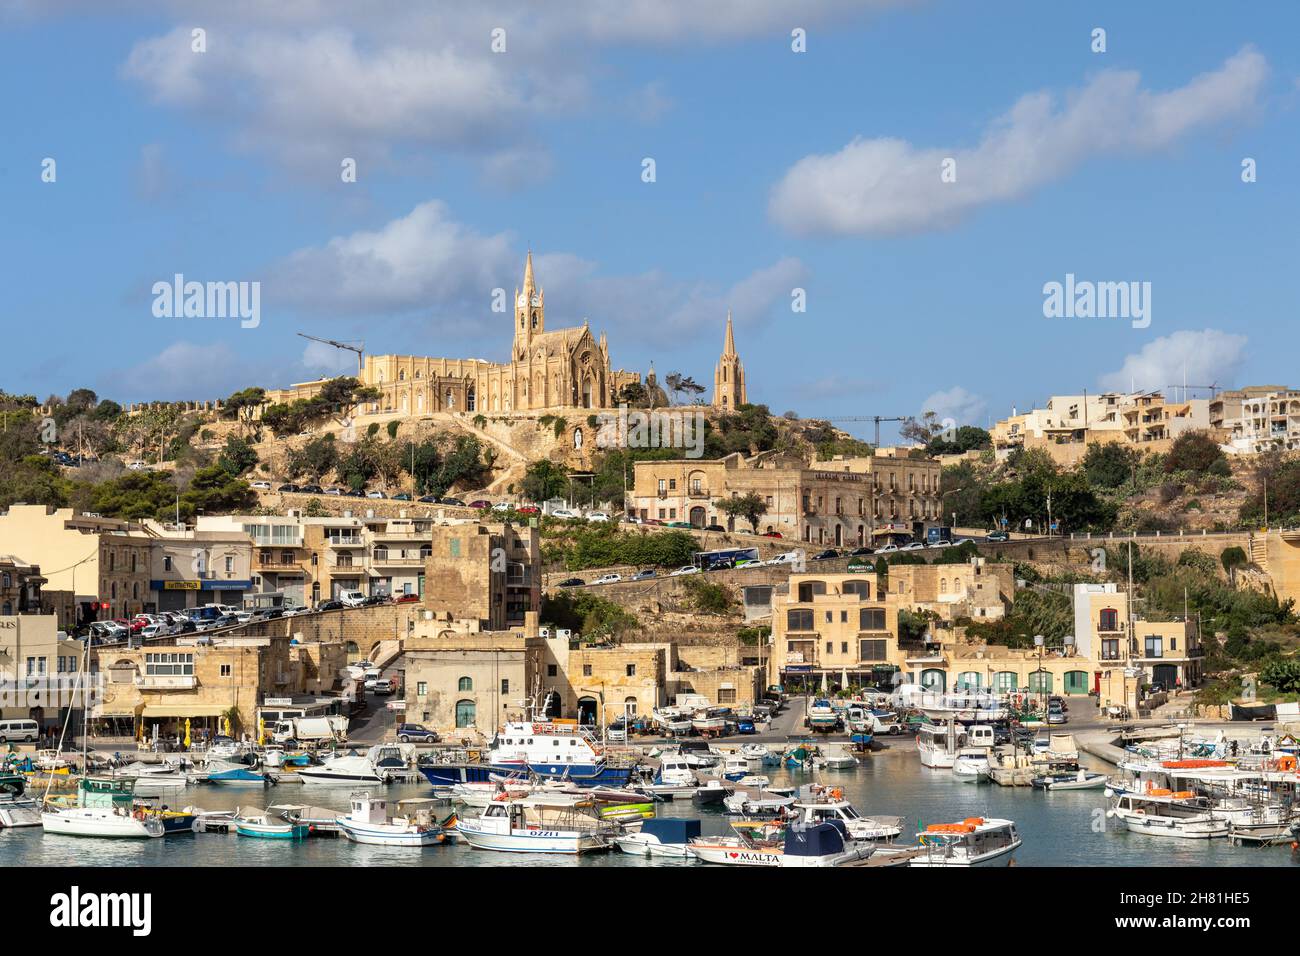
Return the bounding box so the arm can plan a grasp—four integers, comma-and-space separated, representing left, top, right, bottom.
692, 546, 761, 572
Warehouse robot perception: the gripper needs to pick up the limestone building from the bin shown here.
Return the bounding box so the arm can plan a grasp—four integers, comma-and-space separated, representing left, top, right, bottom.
267, 253, 642, 416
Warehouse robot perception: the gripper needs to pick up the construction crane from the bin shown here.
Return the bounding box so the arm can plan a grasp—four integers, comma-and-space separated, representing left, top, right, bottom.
296, 333, 365, 376
817, 415, 908, 446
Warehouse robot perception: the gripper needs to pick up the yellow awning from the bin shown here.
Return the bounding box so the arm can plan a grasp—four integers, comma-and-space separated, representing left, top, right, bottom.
141, 705, 229, 718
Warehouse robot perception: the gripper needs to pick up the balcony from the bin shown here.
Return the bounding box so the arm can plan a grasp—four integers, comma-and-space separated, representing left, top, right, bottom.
136, 674, 197, 690
687, 489, 710, 499
326, 535, 363, 547
371, 549, 430, 567
257, 557, 301, 570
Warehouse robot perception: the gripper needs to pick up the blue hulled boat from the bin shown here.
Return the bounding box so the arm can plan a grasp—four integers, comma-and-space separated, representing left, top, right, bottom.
420, 718, 637, 789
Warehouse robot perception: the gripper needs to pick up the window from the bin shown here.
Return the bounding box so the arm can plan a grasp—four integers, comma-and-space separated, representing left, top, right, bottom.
225, 556, 234, 573
583, 664, 592, 677
717, 688, 737, 704
843, 580, 870, 599
458, 676, 473, 692
1028, 670, 1053, 694
826, 641, 833, 654
858, 639, 887, 661
624, 696, 638, 715
626, 664, 636, 677
220, 664, 231, 677
797, 581, 826, 602
163, 556, 173, 572
1101, 639, 1120, 660
416, 682, 427, 697
786, 608, 814, 631
993, 671, 1019, 694
1099, 608, 1119, 631
501, 679, 510, 694
841, 641, 848, 654
825, 611, 832, 623
547, 664, 557, 677
145, 653, 194, 677
859, 607, 886, 630
1144, 636, 1163, 659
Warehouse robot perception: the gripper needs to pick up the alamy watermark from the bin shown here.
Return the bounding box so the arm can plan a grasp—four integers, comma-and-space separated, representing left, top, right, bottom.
1042, 273, 1150, 329
595, 404, 705, 459
152, 274, 261, 328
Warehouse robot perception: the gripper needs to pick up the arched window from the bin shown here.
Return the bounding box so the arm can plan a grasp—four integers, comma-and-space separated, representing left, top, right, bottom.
939, 578, 947, 594
458, 676, 473, 692
1099, 607, 1119, 631
797, 581, 827, 602
623, 696, 638, 715
993, 671, 1018, 694
398, 370, 405, 381
955, 671, 983, 691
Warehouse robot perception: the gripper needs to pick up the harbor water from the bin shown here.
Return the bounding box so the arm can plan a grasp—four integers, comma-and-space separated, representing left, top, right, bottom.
3, 747, 1295, 866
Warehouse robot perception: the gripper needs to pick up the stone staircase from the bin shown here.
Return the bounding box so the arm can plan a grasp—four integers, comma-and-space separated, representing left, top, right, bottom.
1248, 533, 1269, 575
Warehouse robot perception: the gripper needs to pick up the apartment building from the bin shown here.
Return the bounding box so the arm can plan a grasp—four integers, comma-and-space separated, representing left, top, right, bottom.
1073, 582, 1201, 691
884, 557, 1015, 622
0, 613, 84, 730
630, 450, 942, 547
1218, 386, 1300, 453
424, 521, 540, 630
141, 520, 254, 611
0, 505, 153, 623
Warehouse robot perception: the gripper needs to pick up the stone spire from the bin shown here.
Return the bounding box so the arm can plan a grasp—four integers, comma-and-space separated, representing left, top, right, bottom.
712, 309, 746, 410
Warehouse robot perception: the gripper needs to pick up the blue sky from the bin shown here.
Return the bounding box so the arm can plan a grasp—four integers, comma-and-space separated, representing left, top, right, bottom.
3, 1, 1297, 444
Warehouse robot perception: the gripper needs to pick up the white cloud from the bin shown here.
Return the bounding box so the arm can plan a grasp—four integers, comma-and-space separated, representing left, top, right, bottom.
300, 340, 357, 375
1097, 329, 1248, 394
112, 2, 909, 171
112, 341, 248, 401
919, 386, 987, 427
770, 48, 1267, 237
269, 201, 805, 346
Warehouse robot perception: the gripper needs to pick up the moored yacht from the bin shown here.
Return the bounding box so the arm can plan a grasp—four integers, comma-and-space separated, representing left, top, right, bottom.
1107, 792, 1229, 839
297, 753, 386, 786
911, 817, 1021, 866
917, 721, 966, 769
40, 777, 165, 839
0, 773, 42, 828
336, 791, 444, 847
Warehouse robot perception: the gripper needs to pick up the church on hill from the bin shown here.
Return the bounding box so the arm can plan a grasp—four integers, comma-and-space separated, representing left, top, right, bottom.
267, 253, 749, 418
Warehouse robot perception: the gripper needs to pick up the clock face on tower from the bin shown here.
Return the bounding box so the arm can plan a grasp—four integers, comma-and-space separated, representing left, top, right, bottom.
531, 295, 540, 307
517, 294, 528, 308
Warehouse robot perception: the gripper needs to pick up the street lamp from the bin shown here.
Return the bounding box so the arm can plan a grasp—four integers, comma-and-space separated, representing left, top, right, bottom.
1033, 634, 1045, 711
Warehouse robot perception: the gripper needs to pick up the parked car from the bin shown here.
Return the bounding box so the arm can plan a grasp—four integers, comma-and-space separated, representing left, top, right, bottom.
250, 480, 272, 491
315, 599, 344, 612
1046, 703, 1068, 725
592, 573, 622, 585
666, 521, 691, 528
557, 577, 586, 588
417, 494, 439, 503
760, 531, 783, 538
702, 523, 725, 532
392, 493, 412, 501
300, 484, 324, 494
396, 723, 439, 743
468, 500, 491, 509
491, 501, 512, 512
339, 590, 367, 608
371, 678, 396, 695
361, 594, 390, 607
900, 541, 927, 551
441, 497, 465, 507
765, 551, 801, 566
873, 544, 899, 554
669, 565, 700, 576
631, 569, 656, 581
606, 720, 627, 743
586, 511, 611, 522
394, 593, 420, 604
951, 537, 973, 546
366, 490, 387, 499
549, 508, 579, 519
641, 518, 663, 526
277, 483, 299, 493
985, 531, 1010, 541
324, 487, 342, 496
517, 505, 540, 514
345, 488, 366, 497
811, 549, 840, 561
929, 539, 953, 549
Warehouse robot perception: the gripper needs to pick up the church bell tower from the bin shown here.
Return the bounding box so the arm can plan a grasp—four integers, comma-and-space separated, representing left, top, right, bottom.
513, 250, 544, 355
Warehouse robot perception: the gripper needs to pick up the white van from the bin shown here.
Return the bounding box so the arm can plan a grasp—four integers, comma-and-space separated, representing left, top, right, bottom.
339, 590, 367, 608
0, 719, 39, 743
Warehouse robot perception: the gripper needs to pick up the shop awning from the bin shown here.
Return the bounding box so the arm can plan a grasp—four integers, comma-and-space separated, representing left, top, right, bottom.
141, 704, 229, 718
95, 702, 144, 717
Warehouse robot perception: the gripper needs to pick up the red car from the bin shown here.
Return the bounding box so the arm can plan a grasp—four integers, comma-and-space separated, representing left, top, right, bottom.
761, 531, 784, 538
395, 594, 420, 604
517, 505, 540, 514
468, 499, 491, 509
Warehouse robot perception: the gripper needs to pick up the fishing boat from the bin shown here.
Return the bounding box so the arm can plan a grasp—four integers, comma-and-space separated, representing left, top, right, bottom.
336, 792, 443, 847
420, 717, 637, 789
951, 748, 991, 782
1106, 793, 1229, 839
1032, 768, 1107, 790
677, 740, 721, 769
40, 777, 165, 839
740, 743, 771, 763
190, 808, 236, 833
692, 779, 728, 807
455, 794, 613, 854
233, 808, 310, 839
912, 817, 1021, 866
691, 707, 729, 738
916, 721, 966, 769
614, 817, 702, 858
200, 761, 270, 786
296, 753, 386, 786
721, 753, 752, 781
134, 801, 198, 835
0, 773, 42, 828
690, 820, 871, 867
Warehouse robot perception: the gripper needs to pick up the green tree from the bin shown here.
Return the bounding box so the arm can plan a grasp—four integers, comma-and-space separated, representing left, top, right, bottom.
1082, 442, 1140, 489
181, 465, 257, 517
1164, 431, 1226, 476
522, 460, 569, 503
927, 426, 991, 456
1220, 546, 1248, 587
1258, 658, 1300, 694
716, 492, 768, 532
288, 435, 338, 482
216, 435, 259, 477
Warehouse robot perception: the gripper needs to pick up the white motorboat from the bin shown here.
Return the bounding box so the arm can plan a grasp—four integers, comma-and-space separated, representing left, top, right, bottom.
1032, 768, 1107, 790
1106, 793, 1229, 839
819, 744, 857, 770
614, 817, 702, 858
296, 754, 386, 786
951, 748, 991, 782
788, 785, 902, 842
40, 777, 165, 839
916, 721, 966, 769
337, 792, 444, 847
721, 754, 752, 781
456, 794, 612, 854
0, 773, 42, 828
114, 761, 189, 793
740, 743, 770, 762
654, 753, 700, 787
723, 786, 796, 815
911, 817, 1021, 866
